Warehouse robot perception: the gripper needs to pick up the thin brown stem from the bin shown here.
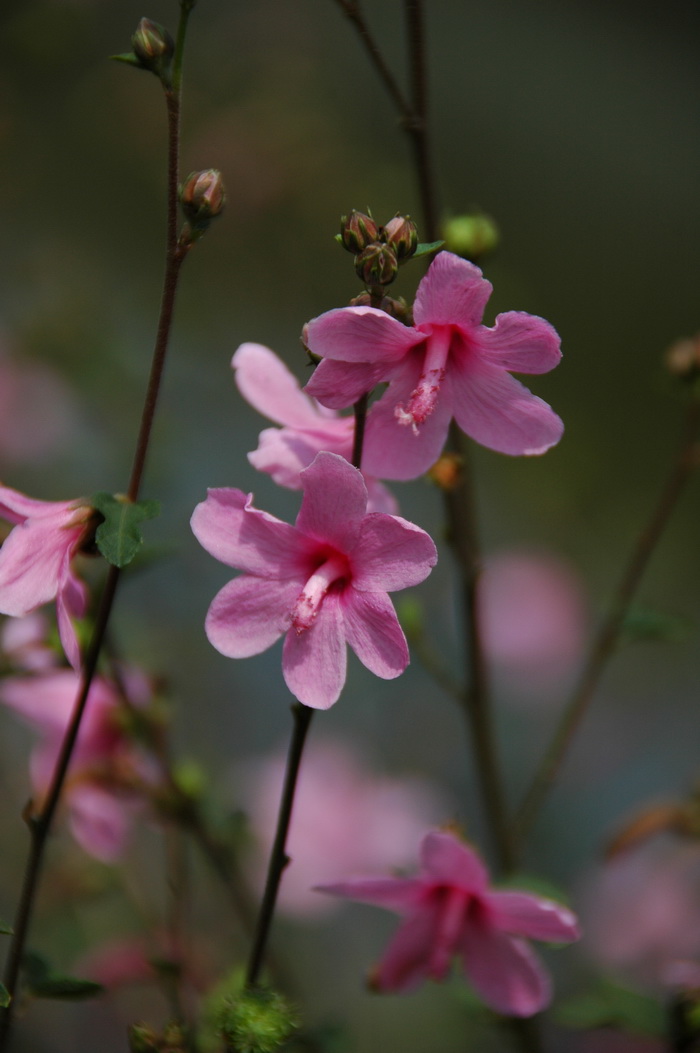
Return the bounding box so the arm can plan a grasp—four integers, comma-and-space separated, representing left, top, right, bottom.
333, 1, 411, 118
443, 428, 514, 874
403, 0, 437, 240
246, 704, 314, 987
514, 397, 700, 849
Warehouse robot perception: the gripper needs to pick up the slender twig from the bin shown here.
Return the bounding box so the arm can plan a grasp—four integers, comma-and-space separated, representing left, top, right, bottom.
514, 397, 700, 848
333, 1, 412, 118
403, 0, 437, 240
443, 428, 515, 873
0, 8, 195, 1043
245, 703, 314, 987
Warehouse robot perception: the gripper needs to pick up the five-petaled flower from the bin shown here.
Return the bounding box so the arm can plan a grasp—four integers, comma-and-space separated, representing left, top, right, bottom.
232, 342, 397, 513
304, 251, 563, 479
316, 828, 580, 1016
190, 451, 437, 709
0, 487, 96, 669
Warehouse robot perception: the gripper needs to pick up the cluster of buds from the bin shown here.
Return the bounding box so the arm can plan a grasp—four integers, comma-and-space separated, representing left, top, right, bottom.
338, 210, 419, 287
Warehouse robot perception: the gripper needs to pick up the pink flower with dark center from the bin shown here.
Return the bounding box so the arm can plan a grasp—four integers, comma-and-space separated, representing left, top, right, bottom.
0, 667, 155, 861
316, 829, 579, 1016
0, 487, 96, 669
190, 451, 437, 709
232, 342, 397, 513
304, 251, 563, 479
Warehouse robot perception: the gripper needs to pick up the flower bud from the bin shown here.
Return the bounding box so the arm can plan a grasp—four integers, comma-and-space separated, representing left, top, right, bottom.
217, 986, 300, 1053
180, 169, 226, 225
382, 214, 418, 260
349, 292, 412, 324
339, 210, 379, 253
131, 19, 174, 79
442, 212, 499, 261
665, 334, 700, 381
354, 243, 398, 287
427, 452, 464, 490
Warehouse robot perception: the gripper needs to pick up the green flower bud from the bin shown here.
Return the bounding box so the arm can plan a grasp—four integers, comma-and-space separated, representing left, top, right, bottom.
382, 214, 419, 260
339, 210, 379, 253
131, 19, 174, 80
217, 987, 300, 1053
128, 1024, 160, 1053
180, 169, 226, 227
354, 243, 398, 287
442, 212, 500, 261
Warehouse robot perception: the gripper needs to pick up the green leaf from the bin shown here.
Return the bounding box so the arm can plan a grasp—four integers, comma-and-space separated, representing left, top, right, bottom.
410, 240, 445, 260
30, 976, 104, 1001
0, 921, 12, 936
0, 985, 9, 1008
92, 492, 160, 568
621, 605, 691, 644
554, 979, 665, 1037
111, 52, 142, 67
496, 871, 571, 907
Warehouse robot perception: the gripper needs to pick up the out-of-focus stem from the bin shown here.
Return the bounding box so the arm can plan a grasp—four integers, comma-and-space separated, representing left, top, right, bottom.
403, 0, 437, 240
514, 397, 700, 849
245, 704, 314, 987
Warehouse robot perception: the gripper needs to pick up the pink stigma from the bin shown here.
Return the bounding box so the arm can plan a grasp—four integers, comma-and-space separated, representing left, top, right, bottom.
292, 554, 348, 633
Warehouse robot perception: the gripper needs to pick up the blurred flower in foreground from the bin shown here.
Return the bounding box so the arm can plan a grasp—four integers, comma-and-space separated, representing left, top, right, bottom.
317, 828, 579, 1015
191, 452, 436, 709
1, 612, 58, 672
0, 347, 78, 465
0, 487, 97, 669
232, 342, 397, 513
479, 549, 588, 697
305, 251, 563, 479
239, 737, 449, 917
0, 667, 156, 861
580, 840, 700, 990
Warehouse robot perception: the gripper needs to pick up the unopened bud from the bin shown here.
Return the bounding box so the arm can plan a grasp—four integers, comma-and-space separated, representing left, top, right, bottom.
128, 1024, 159, 1053
217, 987, 300, 1052
665, 334, 700, 381
180, 169, 225, 229
339, 210, 379, 253
131, 19, 174, 79
442, 212, 499, 261
382, 214, 418, 260
349, 292, 412, 324
355, 243, 398, 287
427, 453, 463, 490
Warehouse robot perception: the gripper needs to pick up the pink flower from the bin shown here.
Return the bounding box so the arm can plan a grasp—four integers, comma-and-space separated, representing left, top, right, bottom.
304, 251, 563, 479
316, 829, 579, 1016
239, 737, 449, 917
190, 451, 437, 709
232, 342, 398, 513
0, 668, 154, 861
0, 487, 96, 669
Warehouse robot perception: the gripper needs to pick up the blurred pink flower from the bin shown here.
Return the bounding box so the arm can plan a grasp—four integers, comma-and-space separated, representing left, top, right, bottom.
479, 549, 588, 695
1, 612, 59, 672
240, 737, 449, 917
0, 667, 155, 861
580, 841, 700, 989
317, 828, 579, 1015
0, 350, 77, 465
0, 486, 96, 669
232, 342, 397, 513
305, 251, 563, 479
191, 452, 437, 709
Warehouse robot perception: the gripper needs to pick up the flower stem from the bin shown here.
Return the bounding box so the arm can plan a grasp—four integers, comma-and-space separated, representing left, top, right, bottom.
0, 6, 195, 1042
403, 0, 437, 240
245, 703, 314, 987
514, 396, 700, 850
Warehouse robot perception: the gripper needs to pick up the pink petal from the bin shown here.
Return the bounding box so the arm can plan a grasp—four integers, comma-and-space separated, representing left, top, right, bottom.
374, 902, 443, 991
232, 342, 331, 429
342, 590, 408, 679
282, 591, 346, 709
461, 925, 552, 1016
471, 312, 561, 374
0, 517, 85, 615
352, 515, 437, 591
305, 306, 419, 364
486, 891, 580, 943
451, 359, 564, 456
295, 453, 367, 550
56, 556, 88, 670
69, 784, 133, 862
314, 877, 425, 913
305, 358, 392, 410
0, 670, 78, 731
249, 421, 352, 489
205, 576, 301, 658
0, 487, 79, 526
361, 359, 454, 480
413, 252, 492, 330
191, 488, 311, 577
420, 831, 489, 892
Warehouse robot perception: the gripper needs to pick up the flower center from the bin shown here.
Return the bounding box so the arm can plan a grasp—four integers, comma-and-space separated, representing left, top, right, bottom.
291, 553, 348, 633
395, 326, 452, 434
